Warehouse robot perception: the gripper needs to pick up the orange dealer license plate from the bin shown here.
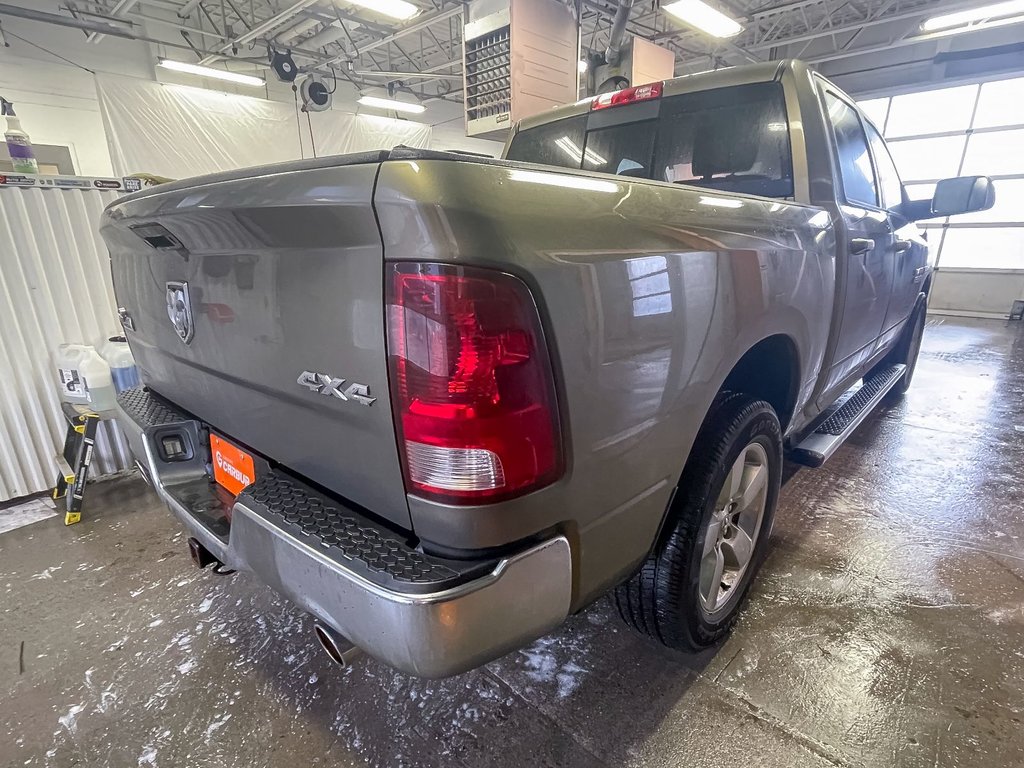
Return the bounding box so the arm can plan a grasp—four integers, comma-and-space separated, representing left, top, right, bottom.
210, 433, 256, 496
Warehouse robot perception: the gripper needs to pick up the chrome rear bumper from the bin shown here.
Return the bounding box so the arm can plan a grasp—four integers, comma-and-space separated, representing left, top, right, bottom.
115, 387, 573, 678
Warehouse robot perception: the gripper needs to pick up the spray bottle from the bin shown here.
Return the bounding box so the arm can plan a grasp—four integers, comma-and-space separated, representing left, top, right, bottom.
1, 98, 39, 174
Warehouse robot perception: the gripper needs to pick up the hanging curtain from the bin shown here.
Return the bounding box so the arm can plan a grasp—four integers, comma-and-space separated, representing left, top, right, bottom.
95, 75, 431, 179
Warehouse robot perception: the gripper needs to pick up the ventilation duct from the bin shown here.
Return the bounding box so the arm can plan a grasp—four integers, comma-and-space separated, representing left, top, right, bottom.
604, 0, 636, 67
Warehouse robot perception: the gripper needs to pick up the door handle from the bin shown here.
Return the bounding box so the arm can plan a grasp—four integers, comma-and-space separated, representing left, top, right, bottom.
849, 237, 874, 255
893, 239, 912, 253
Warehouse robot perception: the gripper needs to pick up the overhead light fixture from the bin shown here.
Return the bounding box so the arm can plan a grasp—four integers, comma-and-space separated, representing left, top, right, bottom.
347, 0, 419, 21
663, 0, 743, 38
923, 12, 1024, 35
921, 0, 1024, 30
357, 95, 426, 114
158, 59, 265, 87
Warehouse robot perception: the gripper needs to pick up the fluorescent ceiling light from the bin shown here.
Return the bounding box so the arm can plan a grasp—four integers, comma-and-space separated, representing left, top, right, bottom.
922, 13, 1024, 36
663, 0, 743, 38
357, 95, 426, 114
158, 59, 264, 87
921, 0, 1024, 30
348, 0, 419, 21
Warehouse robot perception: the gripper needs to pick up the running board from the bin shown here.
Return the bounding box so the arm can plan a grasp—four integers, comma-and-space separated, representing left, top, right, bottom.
790, 364, 906, 468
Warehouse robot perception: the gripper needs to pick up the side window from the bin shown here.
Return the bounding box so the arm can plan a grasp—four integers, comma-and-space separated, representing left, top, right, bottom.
865, 123, 904, 210
823, 91, 878, 207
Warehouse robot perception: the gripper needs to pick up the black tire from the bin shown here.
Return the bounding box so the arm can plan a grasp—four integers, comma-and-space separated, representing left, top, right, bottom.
614, 393, 782, 650
883, 299, 926, 399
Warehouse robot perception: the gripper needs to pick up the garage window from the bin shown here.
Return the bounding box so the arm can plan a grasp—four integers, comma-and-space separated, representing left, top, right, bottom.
860, 75, 1024, 271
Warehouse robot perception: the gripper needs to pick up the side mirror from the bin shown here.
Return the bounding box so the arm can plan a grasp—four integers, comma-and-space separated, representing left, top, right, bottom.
932, 175, 995, 216
903, 176, 995, 221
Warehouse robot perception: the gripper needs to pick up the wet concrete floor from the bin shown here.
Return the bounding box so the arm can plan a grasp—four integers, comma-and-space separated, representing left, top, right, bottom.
2, 316, 1023, 768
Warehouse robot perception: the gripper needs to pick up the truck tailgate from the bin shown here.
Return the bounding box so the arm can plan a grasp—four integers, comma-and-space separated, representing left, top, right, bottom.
100, 156, 411, 529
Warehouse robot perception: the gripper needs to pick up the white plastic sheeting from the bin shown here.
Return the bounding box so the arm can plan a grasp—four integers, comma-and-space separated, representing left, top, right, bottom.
0, 185, 132, 501
96, 75, 432, 179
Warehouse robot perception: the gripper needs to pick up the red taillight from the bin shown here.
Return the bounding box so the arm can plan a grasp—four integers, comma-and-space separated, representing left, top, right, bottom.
591, 81, 663, 111
386, 263, 562, 504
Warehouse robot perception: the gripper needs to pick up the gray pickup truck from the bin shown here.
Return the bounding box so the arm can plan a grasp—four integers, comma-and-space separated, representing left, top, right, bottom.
101, 60, 993, 678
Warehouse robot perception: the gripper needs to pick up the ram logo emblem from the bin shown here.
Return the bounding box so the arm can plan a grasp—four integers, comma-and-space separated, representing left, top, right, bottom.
165, 281, 194, 345
297, 371, 376, 406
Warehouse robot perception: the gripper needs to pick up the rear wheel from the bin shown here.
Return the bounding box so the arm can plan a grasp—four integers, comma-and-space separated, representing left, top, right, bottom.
614, 393, 782, 650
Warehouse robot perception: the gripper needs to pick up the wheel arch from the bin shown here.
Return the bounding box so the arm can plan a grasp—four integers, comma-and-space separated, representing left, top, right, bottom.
718, 334, 801, 433
921, 272, 934, 299
649, 333, 800, 550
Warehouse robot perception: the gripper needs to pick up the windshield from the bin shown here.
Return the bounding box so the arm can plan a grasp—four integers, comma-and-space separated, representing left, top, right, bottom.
505, 82, 794, 199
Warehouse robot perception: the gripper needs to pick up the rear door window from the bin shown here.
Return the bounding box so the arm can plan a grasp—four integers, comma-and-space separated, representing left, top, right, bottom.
865, 122, 905, 210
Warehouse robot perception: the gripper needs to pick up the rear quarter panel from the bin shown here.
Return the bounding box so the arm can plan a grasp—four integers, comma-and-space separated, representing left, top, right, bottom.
375, 159, 836, 606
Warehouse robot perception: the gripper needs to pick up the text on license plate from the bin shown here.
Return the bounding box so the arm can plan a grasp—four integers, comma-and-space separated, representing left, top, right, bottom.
210, 434, 255, 496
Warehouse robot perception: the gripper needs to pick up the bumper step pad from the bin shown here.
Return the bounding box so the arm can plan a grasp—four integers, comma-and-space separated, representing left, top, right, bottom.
118, 387, 492, 595
790, 364, 906, 467
118, 386, 190, 427
237, 473, 492, 594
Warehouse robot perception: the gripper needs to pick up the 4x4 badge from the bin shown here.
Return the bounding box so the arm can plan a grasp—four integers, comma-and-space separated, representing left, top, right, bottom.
297, 371, 376, 406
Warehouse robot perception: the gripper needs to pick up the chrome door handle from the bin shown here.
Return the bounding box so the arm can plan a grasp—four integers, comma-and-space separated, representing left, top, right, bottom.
893, 239, 912, 253
849, 237, 874, 255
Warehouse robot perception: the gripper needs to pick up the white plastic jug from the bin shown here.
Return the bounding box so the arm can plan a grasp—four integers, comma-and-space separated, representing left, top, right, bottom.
55, 343, 92, 403
80, 348, 116, 412
55, 343, 116, 411
100, 336, 140, 393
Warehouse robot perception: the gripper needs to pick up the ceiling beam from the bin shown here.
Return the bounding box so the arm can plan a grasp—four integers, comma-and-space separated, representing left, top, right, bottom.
319, 6, 463, 67
199, 0, 321, 64
177, 0, 203, 17
86, 0, 140, 43
0, 2, 133, 37
745, 0, 967, 52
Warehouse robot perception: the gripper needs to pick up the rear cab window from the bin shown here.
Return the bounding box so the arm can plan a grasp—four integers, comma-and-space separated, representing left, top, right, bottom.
505, 82, 794, 199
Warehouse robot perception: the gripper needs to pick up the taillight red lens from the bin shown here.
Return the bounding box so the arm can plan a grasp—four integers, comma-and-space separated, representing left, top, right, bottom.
591, 81, 663, 110
386, 263, 562, 504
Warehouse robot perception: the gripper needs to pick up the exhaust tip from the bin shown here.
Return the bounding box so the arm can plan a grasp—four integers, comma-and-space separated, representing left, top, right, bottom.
187, 537, 218, 569
313, 622, 363, 668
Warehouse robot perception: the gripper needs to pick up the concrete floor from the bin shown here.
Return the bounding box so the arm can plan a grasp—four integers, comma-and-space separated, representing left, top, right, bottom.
2, 316, 1023, 768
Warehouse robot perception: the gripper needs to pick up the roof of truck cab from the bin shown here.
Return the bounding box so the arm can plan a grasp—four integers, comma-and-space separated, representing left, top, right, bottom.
515, 59, 792, 134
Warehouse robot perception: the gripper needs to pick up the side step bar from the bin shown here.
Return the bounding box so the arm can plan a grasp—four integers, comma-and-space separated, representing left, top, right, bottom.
790, 364, 906, 468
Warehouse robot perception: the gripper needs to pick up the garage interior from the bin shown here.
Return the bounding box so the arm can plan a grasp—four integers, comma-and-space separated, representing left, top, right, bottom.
1, 0, 1023, 766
